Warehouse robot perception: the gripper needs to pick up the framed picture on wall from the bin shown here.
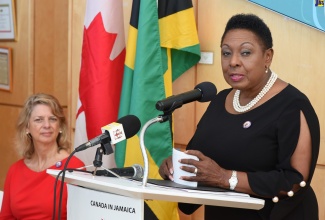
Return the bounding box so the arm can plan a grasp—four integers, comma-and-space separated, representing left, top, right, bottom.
0, 46, 12, 91
0, 0, 16, 40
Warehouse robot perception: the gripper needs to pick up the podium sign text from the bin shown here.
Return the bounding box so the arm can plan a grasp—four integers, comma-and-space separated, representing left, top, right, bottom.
67, 185, 143, 220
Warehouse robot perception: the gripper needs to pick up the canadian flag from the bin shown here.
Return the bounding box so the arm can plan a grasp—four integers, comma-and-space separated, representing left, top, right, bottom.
74, 0, 125, 168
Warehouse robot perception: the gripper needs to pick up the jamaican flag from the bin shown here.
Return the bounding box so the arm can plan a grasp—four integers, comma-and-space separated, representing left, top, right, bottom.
116, 0, 200, 219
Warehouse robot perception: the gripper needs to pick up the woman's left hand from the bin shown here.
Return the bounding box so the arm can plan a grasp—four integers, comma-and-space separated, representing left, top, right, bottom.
179, 150, 228, 188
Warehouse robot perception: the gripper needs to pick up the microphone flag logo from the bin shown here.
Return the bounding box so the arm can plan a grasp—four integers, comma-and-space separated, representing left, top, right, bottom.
113, 129, 123, 140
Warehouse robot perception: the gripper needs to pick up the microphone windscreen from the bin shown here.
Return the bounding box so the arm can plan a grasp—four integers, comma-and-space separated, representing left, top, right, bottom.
194, 81, 217, 102
117, 115, 141, 138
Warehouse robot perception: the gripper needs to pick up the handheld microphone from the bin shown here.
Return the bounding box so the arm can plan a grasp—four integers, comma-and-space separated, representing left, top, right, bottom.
155, 81, 217, 111
94, 164, 144, 179
75, 115, 141, 152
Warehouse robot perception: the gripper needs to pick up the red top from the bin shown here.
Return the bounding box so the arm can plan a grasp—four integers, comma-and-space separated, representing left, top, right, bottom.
0, 156, 85, 220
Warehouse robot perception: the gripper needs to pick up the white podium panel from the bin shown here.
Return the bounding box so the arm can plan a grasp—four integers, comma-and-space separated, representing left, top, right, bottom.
68, 185, 143, 220
47, 169, 264, 212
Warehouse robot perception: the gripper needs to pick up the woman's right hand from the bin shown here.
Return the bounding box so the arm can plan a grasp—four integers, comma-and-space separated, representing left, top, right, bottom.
159, 156, 174, 181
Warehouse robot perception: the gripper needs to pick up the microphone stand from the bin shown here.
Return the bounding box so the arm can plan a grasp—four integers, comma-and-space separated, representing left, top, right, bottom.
140, 113, 172, 187
90, 145, 122, 178
81, 139, 121, 178
92, 147, 103, 175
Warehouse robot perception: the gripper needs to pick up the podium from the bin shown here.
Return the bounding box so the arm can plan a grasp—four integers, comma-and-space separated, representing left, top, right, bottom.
47, 169, 264, 220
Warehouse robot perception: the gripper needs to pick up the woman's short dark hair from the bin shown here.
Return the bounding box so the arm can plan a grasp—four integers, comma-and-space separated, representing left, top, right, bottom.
221, 13, 273, 50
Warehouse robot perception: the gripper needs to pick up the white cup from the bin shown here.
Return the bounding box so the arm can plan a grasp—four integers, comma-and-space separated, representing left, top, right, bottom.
172, 148, 199, 187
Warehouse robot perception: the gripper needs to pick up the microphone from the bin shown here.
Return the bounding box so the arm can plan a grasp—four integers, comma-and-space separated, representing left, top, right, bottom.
94, 164, 144, 179
155, 81, 217, 111
75, 115, 141, 152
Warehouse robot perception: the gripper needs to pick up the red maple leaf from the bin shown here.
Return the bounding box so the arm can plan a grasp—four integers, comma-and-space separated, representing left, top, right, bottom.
78, 12, 126, 139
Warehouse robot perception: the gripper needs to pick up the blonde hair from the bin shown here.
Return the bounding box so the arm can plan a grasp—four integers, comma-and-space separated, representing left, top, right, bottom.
16, 93, 70, 158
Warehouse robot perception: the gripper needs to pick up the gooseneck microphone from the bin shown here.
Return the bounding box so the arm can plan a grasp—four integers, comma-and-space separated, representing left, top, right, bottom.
75, 115, 141, 152
94, 164, 144, 179
155, 81, 217, 111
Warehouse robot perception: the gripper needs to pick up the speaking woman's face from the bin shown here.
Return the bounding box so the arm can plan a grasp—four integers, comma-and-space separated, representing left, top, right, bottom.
220, 29, 273, 94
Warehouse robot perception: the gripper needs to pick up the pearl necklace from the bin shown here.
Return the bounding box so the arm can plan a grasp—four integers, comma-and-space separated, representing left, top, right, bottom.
233, 72, 278, 113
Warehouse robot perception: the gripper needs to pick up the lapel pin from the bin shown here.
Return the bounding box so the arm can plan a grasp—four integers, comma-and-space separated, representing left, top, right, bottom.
243, 121, 252, 129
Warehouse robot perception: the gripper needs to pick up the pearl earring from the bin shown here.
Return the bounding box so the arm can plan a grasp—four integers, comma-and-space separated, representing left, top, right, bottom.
265, 66, 269, 74
59, 130, 62, 133
26, 131, 29, 135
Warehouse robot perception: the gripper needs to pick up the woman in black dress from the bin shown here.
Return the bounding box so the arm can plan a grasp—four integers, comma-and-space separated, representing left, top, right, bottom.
159, 13, 320, 220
